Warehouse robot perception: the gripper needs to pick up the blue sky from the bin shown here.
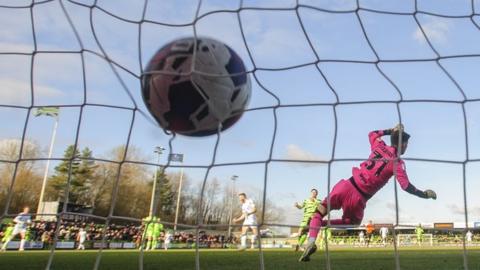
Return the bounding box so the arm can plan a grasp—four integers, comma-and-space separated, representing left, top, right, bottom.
1, 0, 480, 227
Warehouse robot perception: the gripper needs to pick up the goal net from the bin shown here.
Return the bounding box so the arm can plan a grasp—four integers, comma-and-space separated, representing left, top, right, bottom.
397, 234, 433, 247
1, 0, 479, 270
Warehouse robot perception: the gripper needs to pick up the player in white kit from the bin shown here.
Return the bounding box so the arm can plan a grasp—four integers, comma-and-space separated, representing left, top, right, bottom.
164, 230, 172, 250
359, 230, 365, 246
1, 207, 31, 251
379, 227, 389, 246
76, 228, 88, 250
233, 193, 258, 250
466, 230, 473, 245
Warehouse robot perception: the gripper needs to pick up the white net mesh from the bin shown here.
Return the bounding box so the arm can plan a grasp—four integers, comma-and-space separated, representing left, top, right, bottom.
1, 0, 480, 269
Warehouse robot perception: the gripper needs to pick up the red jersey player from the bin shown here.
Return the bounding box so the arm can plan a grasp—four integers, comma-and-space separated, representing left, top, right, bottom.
299, 124, 437, 262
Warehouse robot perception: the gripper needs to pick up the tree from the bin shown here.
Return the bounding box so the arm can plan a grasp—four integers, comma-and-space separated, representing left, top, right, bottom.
75, 148, 97, 205
106, 146, 151, 219
88, 160, 116, 217
46, 145, 97, 205
201, 178, 224, 224
151, 169, 175, 220
191, 178, 220, 224
0, 139, 42, 213
80, 145, 175, 219
194, 181, 285, 227
256, 196, 285, 225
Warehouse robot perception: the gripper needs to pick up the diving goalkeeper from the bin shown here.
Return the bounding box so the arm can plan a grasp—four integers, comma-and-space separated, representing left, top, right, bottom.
299, 124, 437, 262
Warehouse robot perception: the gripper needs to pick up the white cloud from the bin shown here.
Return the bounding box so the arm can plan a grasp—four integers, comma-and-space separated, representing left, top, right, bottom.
446, 203, 480, 217
471, 206, 480, 217
253, 28, 303, 55
413, 18, 450, 44
386, 202, 397, 211
446, 203, 467, 216
281, 192, 297, 200
240, 11, 316, 68
284, 144, 325, 165
0, 79, 63, 106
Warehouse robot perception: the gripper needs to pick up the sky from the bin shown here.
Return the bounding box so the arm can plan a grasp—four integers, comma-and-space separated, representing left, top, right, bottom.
0, 0, 480, 228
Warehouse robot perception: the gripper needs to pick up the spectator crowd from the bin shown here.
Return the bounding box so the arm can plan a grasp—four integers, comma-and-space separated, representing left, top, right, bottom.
0, 220, 235, 249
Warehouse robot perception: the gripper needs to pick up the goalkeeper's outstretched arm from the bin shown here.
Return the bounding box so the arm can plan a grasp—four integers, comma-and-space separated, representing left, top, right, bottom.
404, 183, 437, 199
396, 159, 437, 200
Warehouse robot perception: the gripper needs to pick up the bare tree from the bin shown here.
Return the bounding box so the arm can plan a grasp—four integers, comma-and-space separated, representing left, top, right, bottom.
100, 146, 151, 218
0, 139, 42, 213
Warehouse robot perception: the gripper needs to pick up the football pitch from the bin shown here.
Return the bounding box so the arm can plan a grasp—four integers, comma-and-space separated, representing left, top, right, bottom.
1, 247, 480, 270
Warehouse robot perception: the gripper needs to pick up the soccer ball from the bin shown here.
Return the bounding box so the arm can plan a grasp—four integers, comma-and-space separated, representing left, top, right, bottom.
142, 37, 251, 136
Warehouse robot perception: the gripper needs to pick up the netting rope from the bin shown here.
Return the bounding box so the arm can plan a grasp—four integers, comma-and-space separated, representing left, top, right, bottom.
0, 0, 478, 269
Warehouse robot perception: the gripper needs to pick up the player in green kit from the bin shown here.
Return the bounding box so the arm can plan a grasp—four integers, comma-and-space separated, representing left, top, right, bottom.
1, 223, 14, 249
415, 224, 424, 246
151, 218, 163, 250
294, 189, 321, 251
142, 216, 162, 250
140, 216, 152, 250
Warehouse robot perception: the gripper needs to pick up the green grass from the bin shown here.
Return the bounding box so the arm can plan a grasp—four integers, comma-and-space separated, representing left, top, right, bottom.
1, 247, 479, 270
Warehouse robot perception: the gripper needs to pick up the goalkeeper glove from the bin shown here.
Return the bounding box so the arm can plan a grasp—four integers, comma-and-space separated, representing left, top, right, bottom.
392, 123, 404, 133
424, 189, 437, 200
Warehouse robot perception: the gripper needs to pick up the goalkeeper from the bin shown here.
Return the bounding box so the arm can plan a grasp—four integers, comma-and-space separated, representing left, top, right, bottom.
299, 124, 437, 262
294, 188, 321, 251
142, 216, 163, 251
151, 218, 163, 250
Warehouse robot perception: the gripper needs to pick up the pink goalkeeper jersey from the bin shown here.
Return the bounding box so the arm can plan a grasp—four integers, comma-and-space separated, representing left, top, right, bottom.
351, 130, 410, 198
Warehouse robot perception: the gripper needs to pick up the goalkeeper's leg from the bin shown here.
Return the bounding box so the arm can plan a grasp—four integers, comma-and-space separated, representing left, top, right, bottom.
298, 212, 324, 262
300, 217, 361, 262
299, 180, 365, 262
304, 179, 353, 241
298, 198, 335, 261
298, 241, 317, 262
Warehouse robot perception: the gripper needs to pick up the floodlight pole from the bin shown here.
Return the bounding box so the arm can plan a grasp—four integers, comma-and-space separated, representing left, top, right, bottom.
227, 175, 238, 238
173, 164, 184, 232
149, 146, 165, 217
36, 115, 59, 220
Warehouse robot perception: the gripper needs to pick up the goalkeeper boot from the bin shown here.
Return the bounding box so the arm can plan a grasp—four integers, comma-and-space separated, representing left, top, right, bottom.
298, 242, 317, 262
